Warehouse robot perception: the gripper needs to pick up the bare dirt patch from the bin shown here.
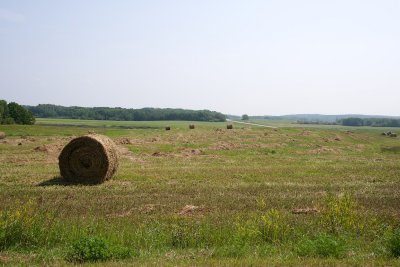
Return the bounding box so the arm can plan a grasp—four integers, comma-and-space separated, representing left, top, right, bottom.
301, 130, 313, 136
106, 209, 134, 218
292, 207, 320, 214
308, 145, 342, 154
139, 204, 157, 214
33, 142, 66, 162
259, 143, 288, 149
209, 142, 242, 150
152, 151, 167, 157
353, 144, 366, 152
179, 205, 205, 215
115, 138, 133, 145
2, 136, 38, 146
34, 143, 64, 155
180, 148, 204, 157
21, 136, 37, 142
117, 146, 146, 163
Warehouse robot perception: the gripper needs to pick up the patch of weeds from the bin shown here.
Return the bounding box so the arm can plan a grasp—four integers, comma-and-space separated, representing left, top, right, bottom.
296, 237, 316, 257
255, 196, 267, 211
213, 243, 251, 258
66, 235, 133, 263
170, 222, 201, 249
213, 237, 252, 258
259, 209, 291, 243
387, 228, 400, 257
171, 226, 190, 249
313, 234, 346, 258
320, 193, 362, 235
213, 220, 256, 258
0, 199, 51, 250
296, 234, 347, 258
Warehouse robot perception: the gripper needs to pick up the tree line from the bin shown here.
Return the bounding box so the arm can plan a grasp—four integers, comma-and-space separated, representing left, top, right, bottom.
0, 100, 35, 125
338, 117, 400, 127
26, 104, 226, 122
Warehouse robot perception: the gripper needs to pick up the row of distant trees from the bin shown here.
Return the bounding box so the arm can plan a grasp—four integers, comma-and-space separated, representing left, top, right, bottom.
0, 100, 35, 125
239, 113, 400, 127
338, 118, 400, 127
26, 104, 226, 122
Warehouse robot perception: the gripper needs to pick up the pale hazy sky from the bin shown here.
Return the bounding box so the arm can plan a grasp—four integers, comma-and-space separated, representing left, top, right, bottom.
0, 1, 399, 115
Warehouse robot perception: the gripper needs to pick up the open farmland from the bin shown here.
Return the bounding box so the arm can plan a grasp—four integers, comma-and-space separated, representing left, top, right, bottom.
0, 118, 400, 266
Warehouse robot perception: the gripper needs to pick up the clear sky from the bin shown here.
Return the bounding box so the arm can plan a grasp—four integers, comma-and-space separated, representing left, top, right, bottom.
0, 1, 399, 116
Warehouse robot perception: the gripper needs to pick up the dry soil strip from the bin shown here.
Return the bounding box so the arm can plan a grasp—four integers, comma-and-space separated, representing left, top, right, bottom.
227, 119, 278, 129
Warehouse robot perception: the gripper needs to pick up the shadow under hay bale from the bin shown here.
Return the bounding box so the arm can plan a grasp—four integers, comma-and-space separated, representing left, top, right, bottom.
58, 134, 119, 184
189, 124, 195, 129
165, 126, 171, 131
37, 176, 73, 186
0, 131, 5, 139
227, 124, 233, 129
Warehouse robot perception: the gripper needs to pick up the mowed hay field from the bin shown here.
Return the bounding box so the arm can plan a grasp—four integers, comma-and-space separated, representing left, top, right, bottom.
0, 118, 400, 266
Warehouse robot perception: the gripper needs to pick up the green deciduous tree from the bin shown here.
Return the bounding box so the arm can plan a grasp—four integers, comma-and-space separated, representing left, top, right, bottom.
0, 100, 8, 124
7, 102, 35, 125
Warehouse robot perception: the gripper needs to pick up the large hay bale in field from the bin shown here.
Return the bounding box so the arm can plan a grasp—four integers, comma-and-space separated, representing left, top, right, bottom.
227, 124, 233, 129
58, 134, 119, 184
189, 124, 195, 129
165, 126, 171, 131
0, 132, 5, 139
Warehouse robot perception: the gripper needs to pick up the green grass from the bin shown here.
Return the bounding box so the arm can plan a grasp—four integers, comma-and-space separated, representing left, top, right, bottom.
0, 118, 400, 265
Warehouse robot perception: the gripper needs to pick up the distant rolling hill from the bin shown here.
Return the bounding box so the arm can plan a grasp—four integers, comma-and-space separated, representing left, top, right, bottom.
227, 114, 400, 123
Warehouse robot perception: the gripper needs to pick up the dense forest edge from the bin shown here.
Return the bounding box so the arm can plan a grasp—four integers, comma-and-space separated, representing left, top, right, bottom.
26, 104, 226, 122
0, 100, 35, 125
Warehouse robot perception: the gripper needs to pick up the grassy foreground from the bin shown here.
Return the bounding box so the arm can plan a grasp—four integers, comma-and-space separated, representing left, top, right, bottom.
0, 118, 400, 266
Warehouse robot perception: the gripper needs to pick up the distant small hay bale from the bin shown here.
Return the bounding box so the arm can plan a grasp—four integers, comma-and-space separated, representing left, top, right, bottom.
189, 124, 195, 129
390, 133, 397, 137
58, 134, 119, 184
165, 126, 171, 131
0, 132, 5, 139
227, 124, 233, 129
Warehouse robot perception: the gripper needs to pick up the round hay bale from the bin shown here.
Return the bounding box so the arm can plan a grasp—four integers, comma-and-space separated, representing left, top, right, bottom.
165, 126, 171, 131
227, 124, 233, 129
189, 124, 195, 129
0, 131, 5, 139
58, 134, 119, 184
390, 133, 397, 137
